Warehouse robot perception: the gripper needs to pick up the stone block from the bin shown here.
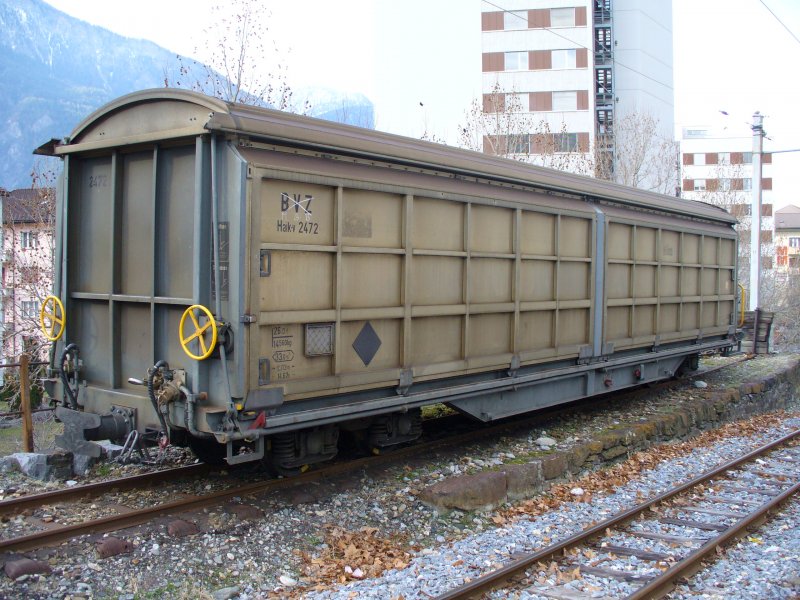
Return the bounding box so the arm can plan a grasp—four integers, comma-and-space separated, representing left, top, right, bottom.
631, 421, 656, 441
501, 462, 543, 499
0, 456, 20, 474
596, 431, 624, 450
418, 470, 507, 512
585, 440, 604, 455
12, 450, 73, 481
540, 453, 568, 480
566, 443, 592, 471
72, 453, 98, 476
601, 445, 628, 460
96, 440, 125, 460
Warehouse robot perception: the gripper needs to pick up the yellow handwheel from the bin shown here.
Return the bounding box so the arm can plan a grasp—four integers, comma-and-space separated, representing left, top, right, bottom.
40, 295, 65, 342
179, 304, 219, 360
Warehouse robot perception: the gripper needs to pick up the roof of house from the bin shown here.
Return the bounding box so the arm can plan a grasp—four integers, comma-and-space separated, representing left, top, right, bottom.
775, 204, 800, 231
0, 188, 55, 224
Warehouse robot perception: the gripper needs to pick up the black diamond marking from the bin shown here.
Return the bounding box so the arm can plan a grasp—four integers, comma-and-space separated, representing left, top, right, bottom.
353, 322, 381, 366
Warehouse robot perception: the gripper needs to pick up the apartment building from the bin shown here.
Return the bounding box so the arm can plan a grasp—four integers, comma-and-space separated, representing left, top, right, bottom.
480, 0, 674, 183
0, 188, 54, 363
774, 205, 800, 277
680, 126, 774, 267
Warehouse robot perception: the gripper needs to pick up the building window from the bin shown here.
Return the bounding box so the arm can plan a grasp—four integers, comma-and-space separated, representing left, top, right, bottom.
553, 133, 579, 152
743, 178, 752, 191
21, 300, 38, 319
21, 231, 38, 249
790, 237, 800, 248
718, 178, 732, 192
741, 152, 753, 164
507, 134, 530, 154
552, 91, 578, 111
503, 11, 527, 30
550, 7, 575, 27
551, 49, 577, 69
693, 153, 706, 166
693, 179, 706, 191
718, 152, 730, 165
504, 51, 527, 71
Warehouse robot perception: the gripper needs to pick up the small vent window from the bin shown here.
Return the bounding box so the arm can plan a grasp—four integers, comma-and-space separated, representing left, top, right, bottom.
305, 323, 335, 356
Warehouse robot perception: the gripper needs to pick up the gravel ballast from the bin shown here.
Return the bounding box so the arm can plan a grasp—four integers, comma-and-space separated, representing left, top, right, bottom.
306, 416, 800, 599
0, 354, 797, 599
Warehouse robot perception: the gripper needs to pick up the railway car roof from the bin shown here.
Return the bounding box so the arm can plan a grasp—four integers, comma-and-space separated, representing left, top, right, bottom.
37, 89, 737, 227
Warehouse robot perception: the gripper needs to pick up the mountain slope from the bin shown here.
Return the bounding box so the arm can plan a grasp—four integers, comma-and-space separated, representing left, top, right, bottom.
0, 0, 374, 188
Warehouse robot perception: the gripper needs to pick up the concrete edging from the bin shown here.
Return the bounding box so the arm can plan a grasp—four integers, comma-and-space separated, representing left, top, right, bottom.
418, 358, 800, 512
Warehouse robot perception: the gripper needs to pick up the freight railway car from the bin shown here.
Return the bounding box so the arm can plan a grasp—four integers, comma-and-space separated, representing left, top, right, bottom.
37, 89, 739, 468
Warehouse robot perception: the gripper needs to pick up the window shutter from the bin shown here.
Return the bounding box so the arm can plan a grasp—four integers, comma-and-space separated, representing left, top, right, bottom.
530, 92, 552, 111
705, 153, 718, 165
482, 53, 503, 72
683, 179, 693, 191
683, 153, 694, 165
529, 50, 552, 70
763, 177, 773, 190
531, 133, 546, 154
731, 152, 743, 164
576, 48, 588, 68
578, 132, 590, 151
481, 12, 504, 31
577, 90, 589, 110
763, 153, 772, 164
529, 9, 550, 28
483, 93, 506, 113
575, 7, 587, 26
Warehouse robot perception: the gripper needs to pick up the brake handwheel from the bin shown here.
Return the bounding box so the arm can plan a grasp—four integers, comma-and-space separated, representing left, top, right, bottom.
179, 304, 219, 360
40, 295, 66, 342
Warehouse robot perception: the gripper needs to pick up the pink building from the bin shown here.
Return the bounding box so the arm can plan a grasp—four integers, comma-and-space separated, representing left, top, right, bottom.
1, 188, 55, 363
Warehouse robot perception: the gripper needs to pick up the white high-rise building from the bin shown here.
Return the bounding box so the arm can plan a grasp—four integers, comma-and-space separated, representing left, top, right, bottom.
680, 125, 774, 269
480, 0, 674, 187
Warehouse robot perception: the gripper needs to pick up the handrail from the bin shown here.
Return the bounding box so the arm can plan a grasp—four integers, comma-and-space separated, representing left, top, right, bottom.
738, 283, 746, 326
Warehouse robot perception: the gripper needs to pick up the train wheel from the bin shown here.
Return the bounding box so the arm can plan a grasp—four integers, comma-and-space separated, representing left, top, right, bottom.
267, 426, 338, 475
367, 409, 422, 452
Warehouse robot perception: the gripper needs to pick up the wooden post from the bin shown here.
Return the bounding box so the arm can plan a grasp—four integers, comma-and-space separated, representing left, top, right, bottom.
19, 354, 33, 453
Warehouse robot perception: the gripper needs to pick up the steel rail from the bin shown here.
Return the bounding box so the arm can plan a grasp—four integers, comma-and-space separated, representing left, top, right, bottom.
626, 478, 800, 599
435, 428, 800, 600
0, 356, 752, 553
0, 463, 210, 517
0, 413, 568, 552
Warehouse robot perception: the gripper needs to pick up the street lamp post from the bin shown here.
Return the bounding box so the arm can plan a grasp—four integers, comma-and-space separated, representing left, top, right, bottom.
750, 112, 765, 311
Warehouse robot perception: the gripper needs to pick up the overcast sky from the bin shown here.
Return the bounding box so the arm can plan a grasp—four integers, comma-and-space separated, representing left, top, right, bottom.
42, 0, 800, 207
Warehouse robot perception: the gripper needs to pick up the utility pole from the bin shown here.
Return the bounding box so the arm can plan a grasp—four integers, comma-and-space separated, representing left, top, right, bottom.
749, 112, 765, 311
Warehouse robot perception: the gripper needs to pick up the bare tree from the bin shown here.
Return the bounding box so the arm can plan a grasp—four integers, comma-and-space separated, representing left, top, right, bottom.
596, 111, 680, 195
169, 0, 303, 111
456, 83, 593, 175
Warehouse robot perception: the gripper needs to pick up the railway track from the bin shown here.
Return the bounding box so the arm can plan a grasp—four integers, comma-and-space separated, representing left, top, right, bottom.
0, 355, 753, 555
436, 428, 799, 600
